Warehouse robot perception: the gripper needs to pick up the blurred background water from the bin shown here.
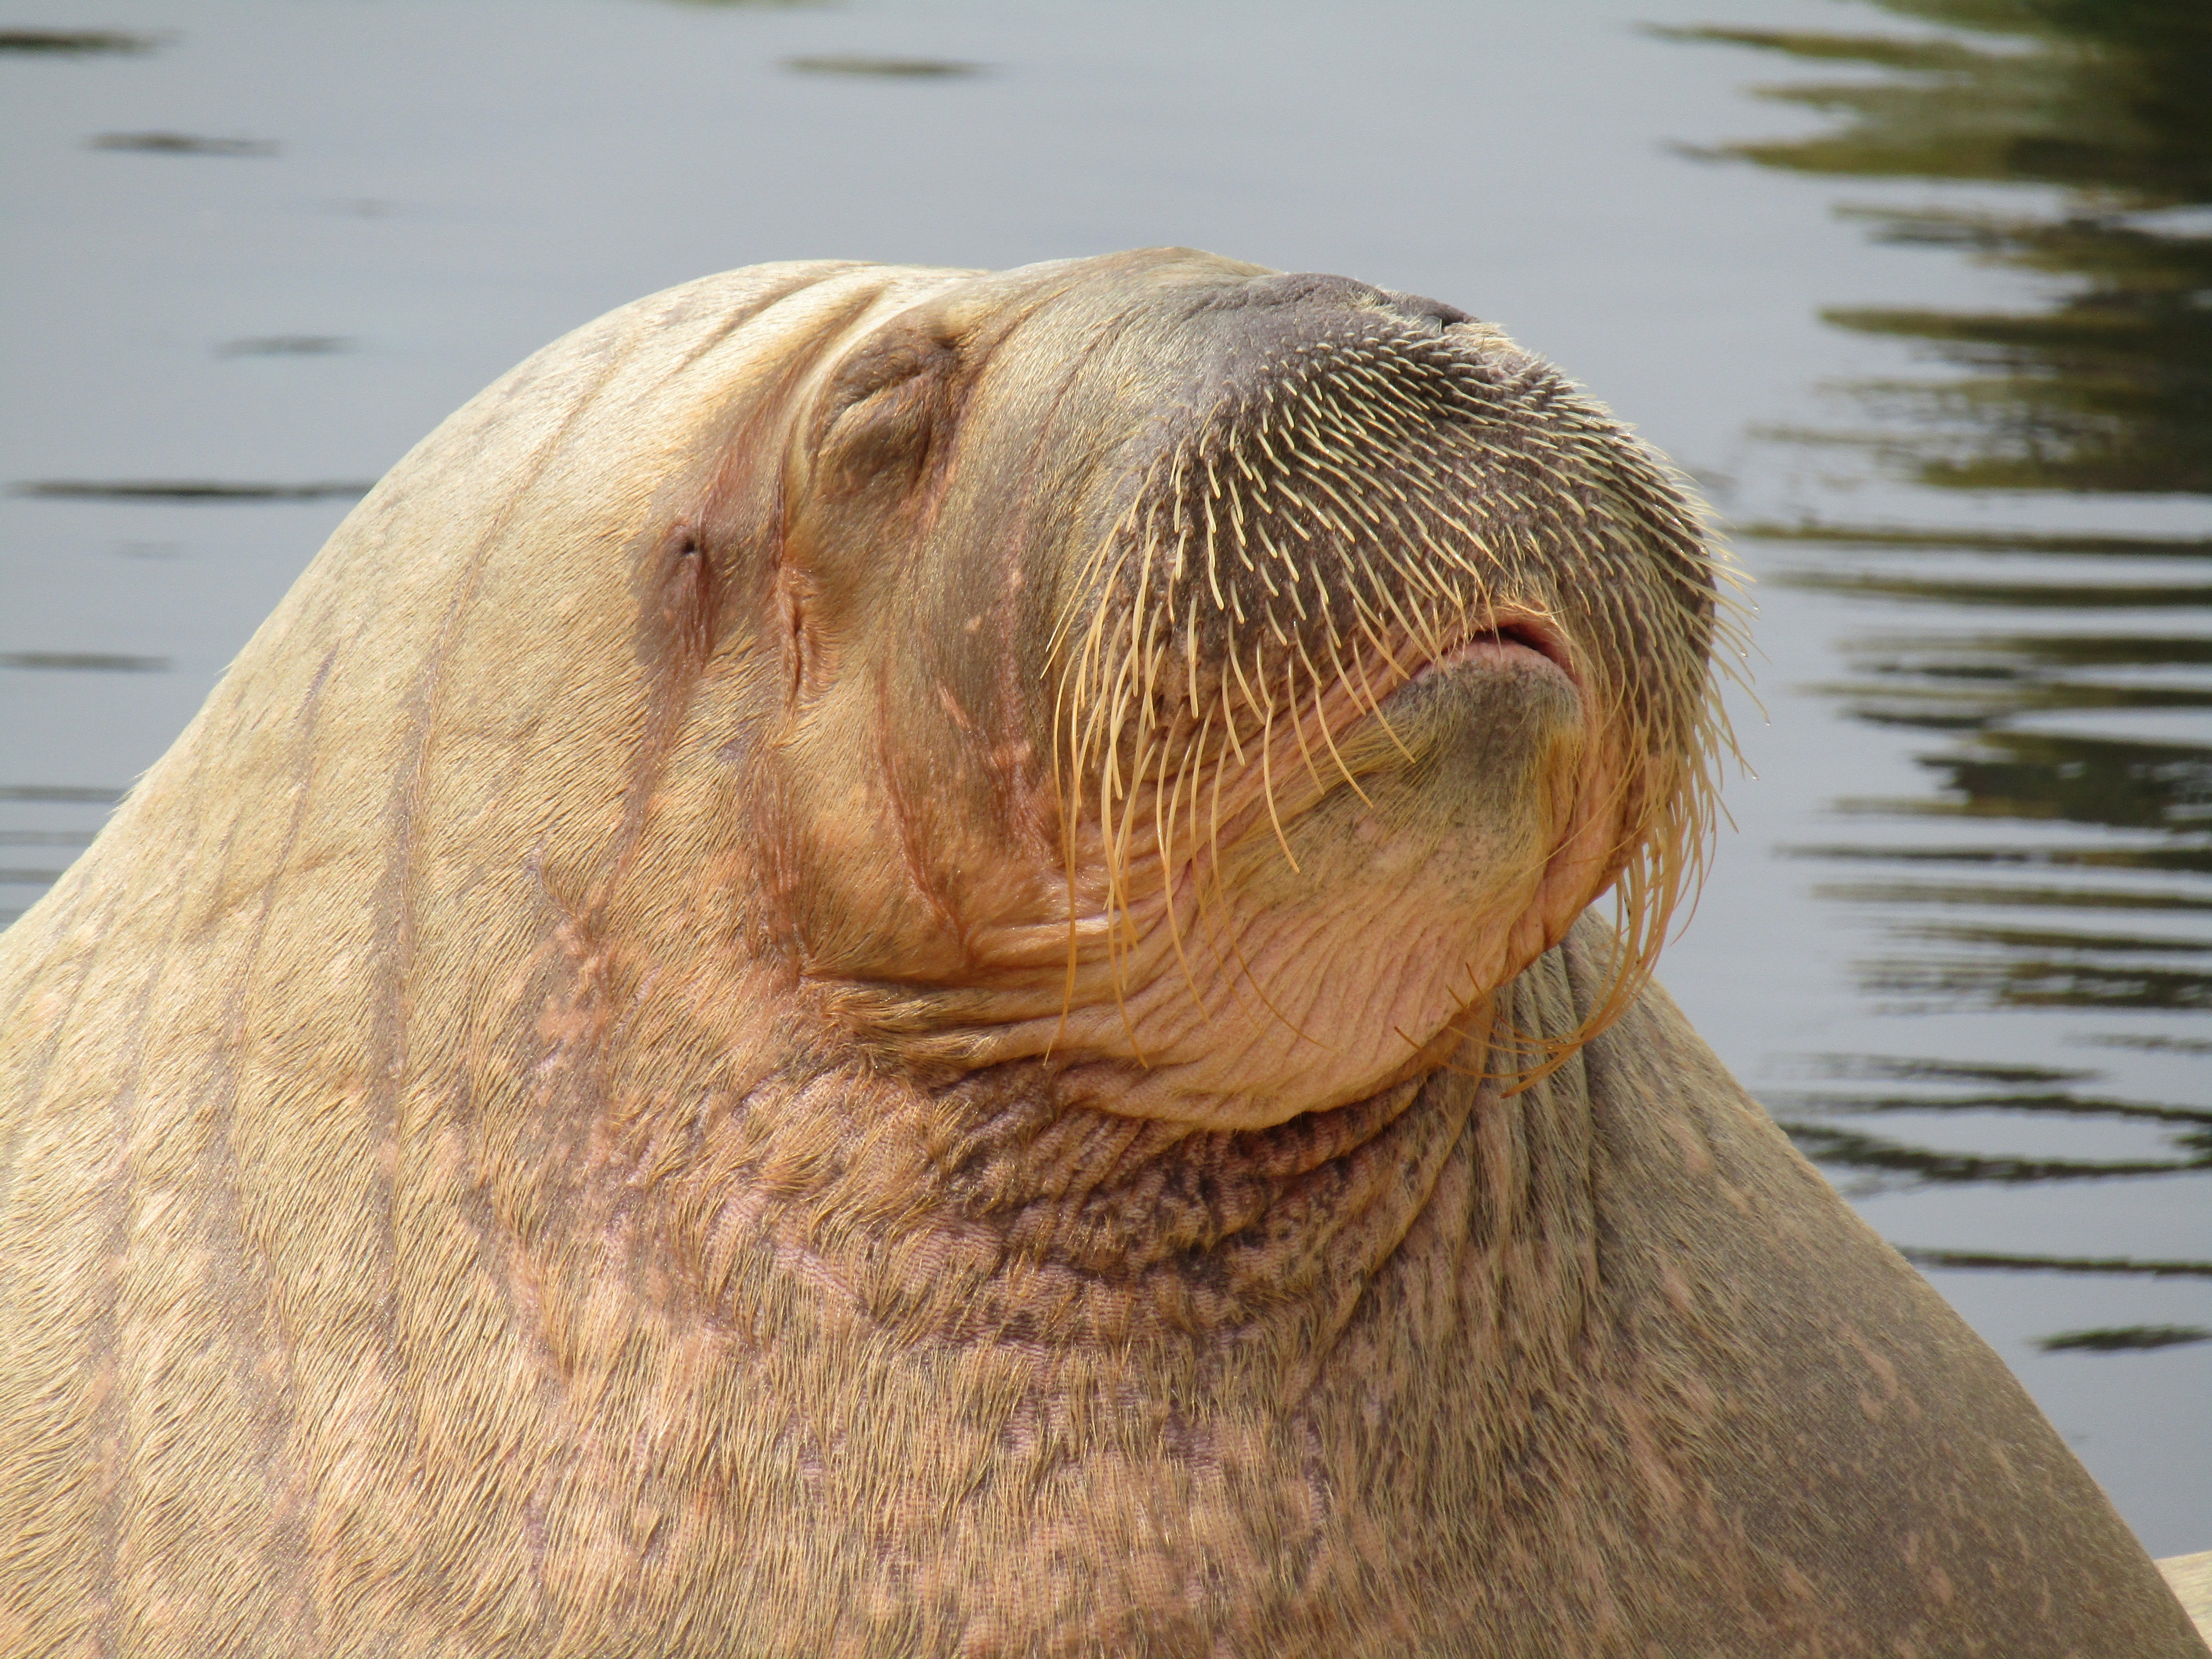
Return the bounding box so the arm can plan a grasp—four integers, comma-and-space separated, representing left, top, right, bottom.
3, 0, 2205, 1555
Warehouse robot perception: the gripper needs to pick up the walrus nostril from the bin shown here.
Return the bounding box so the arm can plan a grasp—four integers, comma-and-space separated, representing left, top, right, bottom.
1376, 289, 1474, 334
1233, 272, 1385, 311
1225, 272, 1473, 336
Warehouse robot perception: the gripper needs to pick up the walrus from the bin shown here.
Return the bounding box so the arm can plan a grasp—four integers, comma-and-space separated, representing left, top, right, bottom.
0, 249, 2200, 1657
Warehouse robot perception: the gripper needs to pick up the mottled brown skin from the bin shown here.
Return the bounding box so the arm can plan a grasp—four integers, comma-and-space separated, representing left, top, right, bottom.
0, 251, 2199, 1656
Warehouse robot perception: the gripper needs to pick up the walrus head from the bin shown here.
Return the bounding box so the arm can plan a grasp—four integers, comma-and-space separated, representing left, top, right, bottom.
23, 249, 1731, 1148
736, 251, 1731, 1127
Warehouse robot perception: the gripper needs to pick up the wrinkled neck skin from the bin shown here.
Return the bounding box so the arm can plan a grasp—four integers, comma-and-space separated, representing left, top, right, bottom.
562, 822, 1567, 1398
578, 648, 1602, 1391
526, 806, 1612, 1639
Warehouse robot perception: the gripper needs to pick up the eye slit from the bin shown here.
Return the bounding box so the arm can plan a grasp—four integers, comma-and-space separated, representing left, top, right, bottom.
820, 332, 963, 495
826, 329, 958, 422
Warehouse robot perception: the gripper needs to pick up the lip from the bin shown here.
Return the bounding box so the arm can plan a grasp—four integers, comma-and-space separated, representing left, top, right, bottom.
1402, 613, 1577, 693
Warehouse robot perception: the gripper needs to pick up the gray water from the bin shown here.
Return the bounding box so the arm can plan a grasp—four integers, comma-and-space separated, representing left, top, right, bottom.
3, 0, 2206, 1556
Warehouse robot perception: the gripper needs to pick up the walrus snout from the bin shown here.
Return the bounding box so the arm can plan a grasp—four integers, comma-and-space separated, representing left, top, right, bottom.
752, 253, 1719, 1120
739, 250, 1732, 1122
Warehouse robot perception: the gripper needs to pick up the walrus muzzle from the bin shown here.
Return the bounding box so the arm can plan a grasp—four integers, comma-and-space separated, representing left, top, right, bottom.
768, 256, 1729, 1126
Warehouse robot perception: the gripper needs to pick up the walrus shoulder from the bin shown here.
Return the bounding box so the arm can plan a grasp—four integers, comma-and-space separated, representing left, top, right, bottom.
1508, 915, 2210, 1656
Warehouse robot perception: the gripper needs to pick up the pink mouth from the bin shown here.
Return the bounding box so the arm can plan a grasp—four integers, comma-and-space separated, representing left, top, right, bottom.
1409, 615, 1574, 687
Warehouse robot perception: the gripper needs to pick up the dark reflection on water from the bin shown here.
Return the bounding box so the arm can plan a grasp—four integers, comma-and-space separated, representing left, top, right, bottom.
1778, 1119, 2204, 1184
216, 335, 352, 357
2041, 1324, 2212, 1352
0, 787, 122, 806
1901, 1246, 2212, 1277
0, 30, 156, 55
1772, 1049, 2212, 1186
0, 823, 103, 924
1745, 525, 2212, 558
1668, 0, 2212, 1361
12, 480, 375, 501
782, 53, 984, 77
1661, 2, 2212, 494
88, 132, 280, 157
0, 653, 169, 673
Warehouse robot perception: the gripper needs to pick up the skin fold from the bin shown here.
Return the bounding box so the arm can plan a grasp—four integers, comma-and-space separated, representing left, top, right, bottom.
0, 251, 2200, 1656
